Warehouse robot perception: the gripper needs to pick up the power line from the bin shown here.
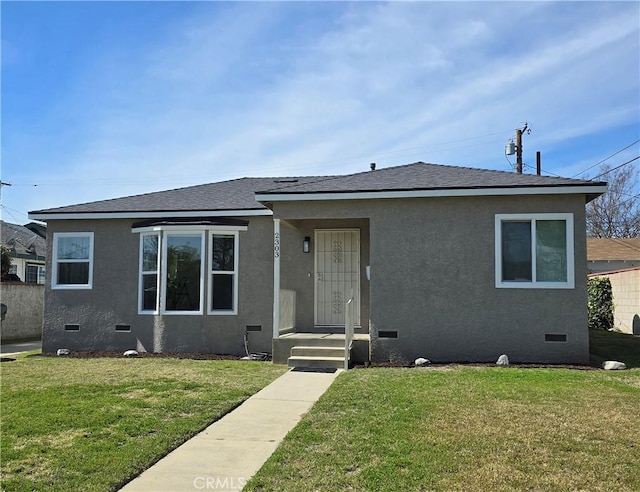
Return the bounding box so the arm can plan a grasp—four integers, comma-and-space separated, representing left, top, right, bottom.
590, 156, 640, 180
571, 139, 640, 178
4, 129, 515, 188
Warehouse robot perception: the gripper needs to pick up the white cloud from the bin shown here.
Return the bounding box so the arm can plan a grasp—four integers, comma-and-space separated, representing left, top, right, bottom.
2, 1, 638, 222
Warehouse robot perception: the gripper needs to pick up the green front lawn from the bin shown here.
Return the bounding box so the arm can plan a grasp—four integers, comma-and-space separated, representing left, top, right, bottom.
247, 348, 640, 490
0, 356, 286, 491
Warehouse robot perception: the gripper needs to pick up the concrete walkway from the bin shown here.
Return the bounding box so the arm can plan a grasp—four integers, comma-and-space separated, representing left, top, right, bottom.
120, 368, 340, 492
0, 340, 41, 358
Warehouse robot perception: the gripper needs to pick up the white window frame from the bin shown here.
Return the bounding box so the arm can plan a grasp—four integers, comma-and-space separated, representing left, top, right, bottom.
208, 231, 239, 315
134, 225, 244, 316
52, 232, 94, 289
25, 263, 46, 284
495, 213, 574, 289
138, 233, 161, 314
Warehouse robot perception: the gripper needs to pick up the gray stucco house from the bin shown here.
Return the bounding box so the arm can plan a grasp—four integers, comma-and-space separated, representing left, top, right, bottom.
30, 162, 606, 366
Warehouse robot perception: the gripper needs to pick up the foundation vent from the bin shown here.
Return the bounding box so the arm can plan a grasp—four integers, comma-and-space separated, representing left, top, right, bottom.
545, 333, 567, 342
64, 324, 80, 331
378, 330, 398, 339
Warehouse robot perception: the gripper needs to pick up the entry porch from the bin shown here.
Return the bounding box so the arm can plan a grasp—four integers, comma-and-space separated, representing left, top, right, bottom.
270, 217, 371, 368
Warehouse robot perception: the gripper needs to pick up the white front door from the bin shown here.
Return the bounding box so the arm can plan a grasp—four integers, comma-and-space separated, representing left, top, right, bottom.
314, 229, 360, 327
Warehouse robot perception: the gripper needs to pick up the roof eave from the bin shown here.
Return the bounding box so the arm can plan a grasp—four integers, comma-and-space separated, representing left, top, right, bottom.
28, 208, 273, 221
255, 184, 608, 202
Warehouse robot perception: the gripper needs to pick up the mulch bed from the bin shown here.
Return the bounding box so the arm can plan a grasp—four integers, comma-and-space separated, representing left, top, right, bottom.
37, 352, 600, 369
358, 361, 599, 370
40, 351, 242, 360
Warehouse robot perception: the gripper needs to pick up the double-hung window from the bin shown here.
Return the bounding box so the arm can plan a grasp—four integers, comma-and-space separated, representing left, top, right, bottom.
137, 227, 240, 315
495, 214, 574, 289
52, 232, 94, 289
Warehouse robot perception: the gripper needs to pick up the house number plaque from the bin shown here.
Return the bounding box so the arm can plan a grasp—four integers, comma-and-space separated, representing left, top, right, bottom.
274, 232, 280, 259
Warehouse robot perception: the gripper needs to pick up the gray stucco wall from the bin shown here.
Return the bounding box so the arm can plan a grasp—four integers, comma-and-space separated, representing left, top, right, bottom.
0, 283, 44, 341
41, 217, 274, 355
278, 218, 370, 332
272, 194, 590, 364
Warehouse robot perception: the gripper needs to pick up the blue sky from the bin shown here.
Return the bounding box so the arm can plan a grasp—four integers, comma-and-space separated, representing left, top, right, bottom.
1, 1, 639, 224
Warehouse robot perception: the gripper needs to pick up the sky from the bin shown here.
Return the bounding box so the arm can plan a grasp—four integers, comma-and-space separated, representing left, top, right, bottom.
1, 1, 639, 225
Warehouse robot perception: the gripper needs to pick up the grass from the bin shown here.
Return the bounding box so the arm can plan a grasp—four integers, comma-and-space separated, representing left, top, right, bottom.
1, 355, 287, 491
590, 329, 640, 368
3, 331, 638, 491
246, 333, 640, 491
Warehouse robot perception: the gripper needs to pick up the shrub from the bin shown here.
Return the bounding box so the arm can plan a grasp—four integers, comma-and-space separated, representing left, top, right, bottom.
587, 277, 614, 330
1, 245, 13, 276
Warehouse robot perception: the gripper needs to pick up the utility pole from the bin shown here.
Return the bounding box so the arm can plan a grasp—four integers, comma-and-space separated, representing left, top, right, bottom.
515, 123, 528, 174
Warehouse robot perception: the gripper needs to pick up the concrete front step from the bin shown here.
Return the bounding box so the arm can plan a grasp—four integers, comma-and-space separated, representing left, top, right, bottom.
282, 336, 345, 348
287, 355, 346, 369
291, 346, 345, 358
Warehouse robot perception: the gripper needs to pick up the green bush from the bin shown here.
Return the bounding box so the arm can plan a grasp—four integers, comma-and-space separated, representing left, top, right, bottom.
587, 277, 614, 330
1, 245, 12, 275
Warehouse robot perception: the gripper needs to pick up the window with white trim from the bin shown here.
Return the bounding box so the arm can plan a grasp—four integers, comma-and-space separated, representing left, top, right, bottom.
140, 234, 160, 312
52, 233, 94, 289
209, 233, 238, 314
495, 214, 574, 289
25, 264, 46, 284
137, 228, 240, 315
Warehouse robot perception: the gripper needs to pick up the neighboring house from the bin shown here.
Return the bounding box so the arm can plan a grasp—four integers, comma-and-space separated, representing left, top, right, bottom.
586, 238, 640, 274
0, 221, 47, 341
29, 162, 606, 365
588, 267, 640, 335
1, 220, 47, 284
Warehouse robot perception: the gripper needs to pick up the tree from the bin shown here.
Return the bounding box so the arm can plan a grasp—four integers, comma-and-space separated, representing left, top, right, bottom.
586, 162, 640, 238
1, 245, 12, 276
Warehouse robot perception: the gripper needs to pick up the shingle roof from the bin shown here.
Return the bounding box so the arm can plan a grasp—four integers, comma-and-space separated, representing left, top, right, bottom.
0, 221, 47, 259
29, 177, 326, 215
260, 162, 602, 194
587, 238, 640, 261
30, 162, 605, 216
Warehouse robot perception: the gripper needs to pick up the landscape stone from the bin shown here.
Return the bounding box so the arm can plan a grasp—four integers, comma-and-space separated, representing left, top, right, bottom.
414, 357, 430, 367
603, 360, 627, 370
496, 354, 509, 366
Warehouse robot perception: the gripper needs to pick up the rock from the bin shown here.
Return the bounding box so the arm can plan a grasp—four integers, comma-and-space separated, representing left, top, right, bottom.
56, 348, 70, 356
414, 357, 430, 367
603, 360, 627, 370
496, 354, 509, 366
123, 350, 139, 357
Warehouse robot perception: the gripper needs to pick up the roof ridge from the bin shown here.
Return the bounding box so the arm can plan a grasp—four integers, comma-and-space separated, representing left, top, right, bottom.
259, 162, 429, 193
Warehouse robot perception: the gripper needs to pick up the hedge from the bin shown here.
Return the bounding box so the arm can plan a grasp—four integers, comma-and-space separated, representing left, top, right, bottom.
587, 277, 614, 331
